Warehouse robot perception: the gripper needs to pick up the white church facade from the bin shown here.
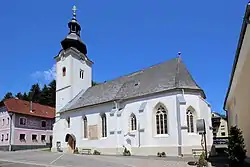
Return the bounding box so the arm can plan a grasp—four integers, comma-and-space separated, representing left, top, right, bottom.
52, 6, 213, 156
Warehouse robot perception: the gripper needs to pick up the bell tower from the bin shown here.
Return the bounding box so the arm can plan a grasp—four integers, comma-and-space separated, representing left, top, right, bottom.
55, 5, 93, 113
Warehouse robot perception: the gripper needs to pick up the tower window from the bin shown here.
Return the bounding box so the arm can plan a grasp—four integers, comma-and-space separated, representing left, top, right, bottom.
80, 69, 84, 79
62, 67, 66, 76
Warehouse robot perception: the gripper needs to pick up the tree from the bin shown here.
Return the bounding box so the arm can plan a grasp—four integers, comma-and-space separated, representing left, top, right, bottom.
3, 92, 13, 100
227, 126, 246, 165
47, 80, 56, 107
22, 92, 30, 101
92, 81, 98, 86
15, 92, 23, 99
28, 84, 41, 102
39, 85, 50, 105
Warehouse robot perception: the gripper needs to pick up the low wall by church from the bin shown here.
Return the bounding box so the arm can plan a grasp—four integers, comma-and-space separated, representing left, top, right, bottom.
51, 145, 212, 157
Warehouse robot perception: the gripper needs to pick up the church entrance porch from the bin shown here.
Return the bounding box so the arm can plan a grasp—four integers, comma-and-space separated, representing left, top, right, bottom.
65, 134, 76, 153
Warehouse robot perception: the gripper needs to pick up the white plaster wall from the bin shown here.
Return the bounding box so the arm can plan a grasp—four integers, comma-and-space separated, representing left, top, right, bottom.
53, 90, 212, 156
71, 57, 92, 98
56, 54, 72, 112
55, 50, 92, 112
53, 103, 115, 149
199, 98, 213, 147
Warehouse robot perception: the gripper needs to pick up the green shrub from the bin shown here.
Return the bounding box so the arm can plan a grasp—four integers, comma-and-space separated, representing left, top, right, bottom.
93, 150, 101, 155
123, 147, 131, 156
226, 126, 246, 165
74, 147, 79, 154
197, 152, 207, 167
157, 152, 166, 157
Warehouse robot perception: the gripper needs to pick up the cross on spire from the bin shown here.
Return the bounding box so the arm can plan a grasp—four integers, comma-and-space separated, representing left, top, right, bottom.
72, 5, 77, 19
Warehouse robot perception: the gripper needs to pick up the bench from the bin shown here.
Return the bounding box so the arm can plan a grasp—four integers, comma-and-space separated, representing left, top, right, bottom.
79, 148, 92, 155
192, 149, 203, 157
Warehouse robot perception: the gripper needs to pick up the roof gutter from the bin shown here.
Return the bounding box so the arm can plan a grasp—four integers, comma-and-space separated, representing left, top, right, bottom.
223, 3, 250, 110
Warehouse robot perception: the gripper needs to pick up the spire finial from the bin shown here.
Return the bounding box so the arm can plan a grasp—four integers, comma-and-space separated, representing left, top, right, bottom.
178, 52, 181, 56
72, 5, 77, 19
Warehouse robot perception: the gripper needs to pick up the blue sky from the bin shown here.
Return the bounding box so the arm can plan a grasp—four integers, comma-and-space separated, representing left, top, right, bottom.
0, 1, 248, 114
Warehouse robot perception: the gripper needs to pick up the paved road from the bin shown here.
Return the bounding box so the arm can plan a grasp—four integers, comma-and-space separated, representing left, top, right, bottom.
0, 150, 194, 167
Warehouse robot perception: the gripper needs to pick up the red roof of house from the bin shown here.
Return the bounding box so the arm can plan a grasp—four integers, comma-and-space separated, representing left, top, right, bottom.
3, 98, 55, 119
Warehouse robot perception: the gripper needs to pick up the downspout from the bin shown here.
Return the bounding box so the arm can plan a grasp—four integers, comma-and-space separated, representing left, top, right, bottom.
176, 89, 185, 156
113, 101, 119, 154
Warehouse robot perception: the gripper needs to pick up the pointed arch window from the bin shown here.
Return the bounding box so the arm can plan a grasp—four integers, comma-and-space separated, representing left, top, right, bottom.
101, 113, 107, 137
155, 105, 168, 134
83, 116, 88, 138
62, 67, 66, 77
130, 113, 137, 131
186, 107, 195, 133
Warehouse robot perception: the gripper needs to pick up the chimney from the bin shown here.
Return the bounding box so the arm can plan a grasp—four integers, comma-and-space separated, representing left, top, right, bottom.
30, 101, 33, 113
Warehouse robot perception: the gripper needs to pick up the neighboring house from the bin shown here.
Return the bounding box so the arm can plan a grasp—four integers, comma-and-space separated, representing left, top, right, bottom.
211, 112, 228, 138
0, 98, 55, 151
52, 6, 213, 156
224, 2, 250, 156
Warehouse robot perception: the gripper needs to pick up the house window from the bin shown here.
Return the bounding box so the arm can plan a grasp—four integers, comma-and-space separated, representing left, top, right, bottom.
130, 113, 137, 131
101, 113, 107, 137
221, 125, 225, 128
62, 67, 66, 77
41, 135, 46, 142
155, 105, 168, 134
19, 134, 25, 142
186, 108, 195, 133
66, 117, 70, 128
80, 69, 84, 79
5, 133, 8, 141
7, 118, 9, 125
221, 132, 226, 136
1, 134, 3, 141
19, 117, 27, 126
32, 134, 37, 142
2, 119, 4, 126
41, 120, 46, 128
83, 116, 88, 138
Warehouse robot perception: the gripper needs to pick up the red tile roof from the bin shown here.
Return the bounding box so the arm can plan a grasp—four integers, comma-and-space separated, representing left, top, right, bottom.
4, 98, 55, 119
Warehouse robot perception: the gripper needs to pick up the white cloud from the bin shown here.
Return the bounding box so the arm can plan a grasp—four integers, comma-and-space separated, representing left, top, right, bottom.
31, 64, 56, 82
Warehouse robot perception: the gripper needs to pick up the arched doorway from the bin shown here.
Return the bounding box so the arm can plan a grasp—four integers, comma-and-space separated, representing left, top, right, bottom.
65, 134, 76, 153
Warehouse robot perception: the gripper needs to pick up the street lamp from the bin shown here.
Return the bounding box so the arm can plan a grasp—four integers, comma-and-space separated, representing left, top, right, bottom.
9, 112, 13, 151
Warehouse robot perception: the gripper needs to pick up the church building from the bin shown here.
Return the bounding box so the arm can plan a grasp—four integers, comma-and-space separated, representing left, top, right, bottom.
52, 6, 213, 156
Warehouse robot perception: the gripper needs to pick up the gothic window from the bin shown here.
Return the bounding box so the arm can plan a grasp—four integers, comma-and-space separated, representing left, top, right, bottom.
155, 104, 168, 134
101, 113, 107, 137
186, 107, 195, 133
130, 113, 137, 131
83, 116, 88, 138
66, 117, 70, 128
62, 67, 66, 77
